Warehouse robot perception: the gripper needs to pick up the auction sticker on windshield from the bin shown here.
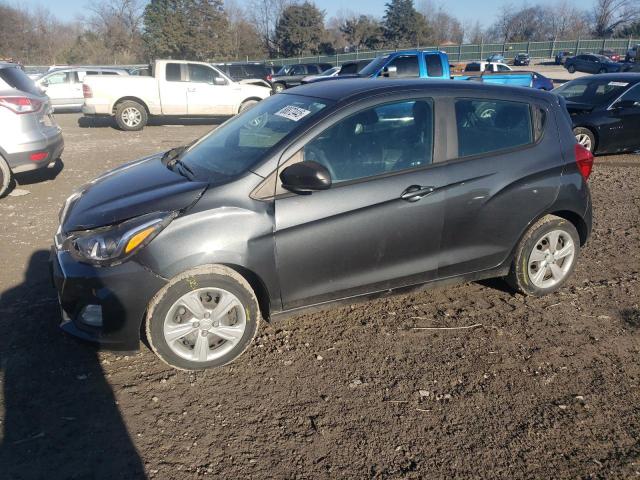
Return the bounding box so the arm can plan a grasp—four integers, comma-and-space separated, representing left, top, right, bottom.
608, 82, 629, 87
275, 105, 311, 122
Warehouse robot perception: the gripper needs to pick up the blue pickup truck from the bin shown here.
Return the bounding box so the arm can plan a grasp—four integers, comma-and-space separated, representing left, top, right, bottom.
308, 50, 543, 89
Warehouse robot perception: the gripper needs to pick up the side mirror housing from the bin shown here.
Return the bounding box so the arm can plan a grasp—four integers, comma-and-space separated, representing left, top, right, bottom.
214, 77, 226, 86
382, 65, 398, 78
280, 161, 331, 194
614, 99, 639, 109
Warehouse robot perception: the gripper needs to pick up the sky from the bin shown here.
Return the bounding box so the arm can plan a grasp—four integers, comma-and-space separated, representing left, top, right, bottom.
15, 0, 592, 28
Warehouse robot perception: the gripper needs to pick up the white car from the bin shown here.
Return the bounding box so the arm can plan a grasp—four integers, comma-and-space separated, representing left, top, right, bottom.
83, 60, 272, 130
37, 67, 129, 111
464, 62, 513, 73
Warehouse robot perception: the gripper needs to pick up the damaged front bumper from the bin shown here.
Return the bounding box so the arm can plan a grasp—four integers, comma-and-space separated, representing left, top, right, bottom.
50, 248, 167, 351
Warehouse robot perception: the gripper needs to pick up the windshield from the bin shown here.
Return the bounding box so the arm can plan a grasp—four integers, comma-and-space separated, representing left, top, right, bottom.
358, 56, 389, 77
320, 66, 339, 77
179, 94, 332, 179
554, 78, 632, 106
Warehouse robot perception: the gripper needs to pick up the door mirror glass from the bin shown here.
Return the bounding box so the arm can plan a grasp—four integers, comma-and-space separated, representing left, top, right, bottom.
280, 161, 331, 194
382, 65, 398, 77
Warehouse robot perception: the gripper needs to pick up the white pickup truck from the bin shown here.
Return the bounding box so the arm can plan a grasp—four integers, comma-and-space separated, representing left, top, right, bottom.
82, 59, 272, 130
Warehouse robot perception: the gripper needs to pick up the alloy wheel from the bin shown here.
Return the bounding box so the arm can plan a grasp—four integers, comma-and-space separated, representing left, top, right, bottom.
575, 133, 592, 151
121, 107, 142, 128
527, 229, 576, 289
163, 287, 247, 363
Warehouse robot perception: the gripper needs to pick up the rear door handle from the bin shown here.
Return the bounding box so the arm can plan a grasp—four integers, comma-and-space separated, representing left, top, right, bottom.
401, 185, 435, 202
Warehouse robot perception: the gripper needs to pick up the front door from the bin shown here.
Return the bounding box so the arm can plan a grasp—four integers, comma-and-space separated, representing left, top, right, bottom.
608, 84, 640, 151
274, 98, 447, 310
186, 64, 234, 115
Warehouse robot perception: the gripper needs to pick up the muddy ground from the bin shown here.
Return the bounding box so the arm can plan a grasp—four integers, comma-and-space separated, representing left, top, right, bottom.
0, 113, 638, 480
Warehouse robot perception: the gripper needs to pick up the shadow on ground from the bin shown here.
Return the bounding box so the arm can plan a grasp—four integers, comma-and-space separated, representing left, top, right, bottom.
78, 115, 225, 129
14, 159, 64, 186
0, 250, 146, 479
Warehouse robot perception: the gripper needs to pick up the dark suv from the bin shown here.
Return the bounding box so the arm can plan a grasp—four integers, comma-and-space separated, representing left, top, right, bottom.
272, 63, 333, 92
52, 80, 593, 370
213, 62, 272, 89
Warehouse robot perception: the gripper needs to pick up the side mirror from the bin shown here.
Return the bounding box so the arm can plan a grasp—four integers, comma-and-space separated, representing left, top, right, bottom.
613, 99, 639, 109
382, 65, 397, 78
214, 77, 226, 86
280, 161, 331, 194
40, 79, 49, 87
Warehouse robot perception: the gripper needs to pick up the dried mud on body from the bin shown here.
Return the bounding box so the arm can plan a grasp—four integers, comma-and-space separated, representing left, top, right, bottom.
0, 115, 638, 479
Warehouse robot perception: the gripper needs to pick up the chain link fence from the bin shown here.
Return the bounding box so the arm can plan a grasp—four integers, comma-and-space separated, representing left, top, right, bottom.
259, 38, 640, 66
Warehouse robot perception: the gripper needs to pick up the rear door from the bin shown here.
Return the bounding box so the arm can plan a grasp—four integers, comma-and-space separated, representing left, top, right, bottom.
186, 63, 233, 115
158, 62, 188, 115
438, 95, 560, 278
274, 96, 447, 309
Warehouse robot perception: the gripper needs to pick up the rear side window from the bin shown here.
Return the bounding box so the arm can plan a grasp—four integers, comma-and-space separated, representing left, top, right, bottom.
340, 63, 358, 74
465, 63, 480, 72
388, 55, 419, 77
228, 65, 243, 79
166, 63, 182, 82
244, 65, 267, 77
306, 65, 320, 74
497, 64, 510, 71
0, 67, 41, 95
455, 98, 533, 157
425, 54, 443, 77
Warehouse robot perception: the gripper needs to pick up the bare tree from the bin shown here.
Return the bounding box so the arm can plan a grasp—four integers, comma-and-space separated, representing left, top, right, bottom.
87, 0, 144, 63
592, 0, 639, 37
247, 0, 292, 56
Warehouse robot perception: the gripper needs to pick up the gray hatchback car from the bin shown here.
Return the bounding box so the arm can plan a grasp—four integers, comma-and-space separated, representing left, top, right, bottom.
52, 80, 593, 370
0, 62, 64, 197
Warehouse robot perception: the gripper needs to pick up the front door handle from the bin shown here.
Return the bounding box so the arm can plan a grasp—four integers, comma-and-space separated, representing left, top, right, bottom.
187, 87, 197, 92
401, 185, 435, 202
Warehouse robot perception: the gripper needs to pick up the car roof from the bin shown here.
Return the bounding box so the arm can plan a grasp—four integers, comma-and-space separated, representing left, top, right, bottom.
569, 72, 640, 82
283, 78, 553, 103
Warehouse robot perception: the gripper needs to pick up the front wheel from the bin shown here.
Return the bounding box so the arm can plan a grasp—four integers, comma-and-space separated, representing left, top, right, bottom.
114, 100, 148, 131
598, 67, 607, 74
239, 99, 259, 114
146, 265, 261, 370
567, 64, 576, 73
273, 83, 285, 93
506, 215, 580, 296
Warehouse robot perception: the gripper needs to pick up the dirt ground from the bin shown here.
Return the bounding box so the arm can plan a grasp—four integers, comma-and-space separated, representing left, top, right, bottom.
0, 111, 638, 480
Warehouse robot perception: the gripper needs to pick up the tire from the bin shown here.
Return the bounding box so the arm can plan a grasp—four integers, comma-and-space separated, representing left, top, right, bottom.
273, 83, 285, 93
114, 100, 148, 131
573, 127, 595, 153
598, 67, 607, 74
567, 64, 576, 73
238, 99, 259, 114
506, 215, 580, 296
146, 265, 261, 370
0, 154, 13, 198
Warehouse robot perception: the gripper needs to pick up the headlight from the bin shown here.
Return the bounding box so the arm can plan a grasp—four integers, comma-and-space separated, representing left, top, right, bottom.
63, 212, 175, 266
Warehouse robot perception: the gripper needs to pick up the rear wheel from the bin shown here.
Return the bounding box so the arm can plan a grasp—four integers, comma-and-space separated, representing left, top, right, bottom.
598, 67, 607, 74
567, 64, 576, 73
0, 155, 13, 198
146, 265, 261, 370
506, 215, 580, 296
239, 99, 259, 114
273, 83, 285, 93
573, 127, 595, 153
115, 100, 148, 131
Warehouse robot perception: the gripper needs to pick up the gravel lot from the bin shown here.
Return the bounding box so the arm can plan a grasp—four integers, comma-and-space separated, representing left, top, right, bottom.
0, 110, 639, 480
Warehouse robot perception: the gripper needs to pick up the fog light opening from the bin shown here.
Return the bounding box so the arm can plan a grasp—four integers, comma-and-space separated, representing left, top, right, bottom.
79, 304, 103, 327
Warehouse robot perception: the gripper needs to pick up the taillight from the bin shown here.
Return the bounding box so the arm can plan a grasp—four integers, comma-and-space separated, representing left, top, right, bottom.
574, 144, 594, 180
266, 74, 273, 82
83, 84, 92, 98
0, 96, 43, 114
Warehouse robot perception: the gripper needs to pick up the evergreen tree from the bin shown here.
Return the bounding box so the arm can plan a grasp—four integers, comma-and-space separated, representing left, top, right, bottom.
274, 2, 325, 57
143, 0, 231, 61
383, 0, 430, 48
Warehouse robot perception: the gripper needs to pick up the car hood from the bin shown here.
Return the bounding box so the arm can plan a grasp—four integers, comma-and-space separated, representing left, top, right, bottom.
62, 153, 208, 232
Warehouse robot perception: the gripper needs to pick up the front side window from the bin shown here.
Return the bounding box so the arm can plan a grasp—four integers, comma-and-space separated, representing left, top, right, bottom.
188, 64, 222, 84
465, 63, 480, 72
45, 72, 71, 85
455, 98, 533, 157
497, 64, 510, 72
291, 65, 306, 75
301, 99, 434, 184
617, 84, 640, 103
387, 55, 420, 77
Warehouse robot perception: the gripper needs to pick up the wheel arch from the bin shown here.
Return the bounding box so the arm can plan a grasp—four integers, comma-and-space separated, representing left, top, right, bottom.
112, 96, 151, 115
238, 97, 264, 114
